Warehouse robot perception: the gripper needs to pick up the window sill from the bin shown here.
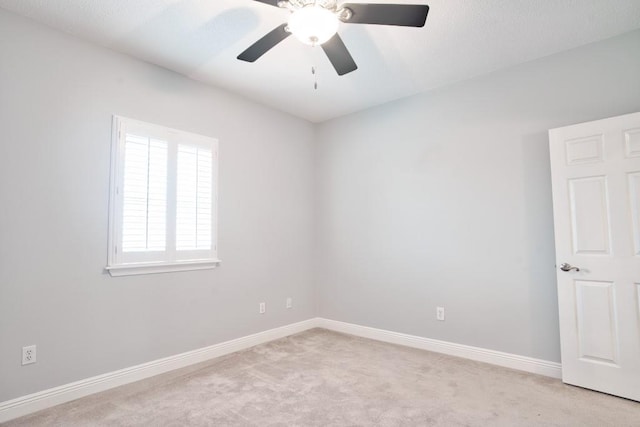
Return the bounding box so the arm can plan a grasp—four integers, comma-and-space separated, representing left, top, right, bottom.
106, 259, 221, 277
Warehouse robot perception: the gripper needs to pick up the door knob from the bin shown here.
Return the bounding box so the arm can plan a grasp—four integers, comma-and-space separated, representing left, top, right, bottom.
559, 263, 580, 272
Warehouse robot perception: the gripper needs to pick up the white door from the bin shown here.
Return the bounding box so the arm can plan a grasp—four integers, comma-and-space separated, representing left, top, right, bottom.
549, 112, 640, 401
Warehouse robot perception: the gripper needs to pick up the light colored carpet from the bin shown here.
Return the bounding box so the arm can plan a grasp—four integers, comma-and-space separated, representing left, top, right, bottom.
4, 328, 640, 426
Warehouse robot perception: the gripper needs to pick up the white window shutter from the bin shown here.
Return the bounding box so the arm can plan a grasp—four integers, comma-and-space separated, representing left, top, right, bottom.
176, 145, 213, 251
121, 134, 167, 252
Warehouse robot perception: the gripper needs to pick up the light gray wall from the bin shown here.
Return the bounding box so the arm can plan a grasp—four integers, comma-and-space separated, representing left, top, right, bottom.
0, 10, 315, 402
315, 30, 640, 363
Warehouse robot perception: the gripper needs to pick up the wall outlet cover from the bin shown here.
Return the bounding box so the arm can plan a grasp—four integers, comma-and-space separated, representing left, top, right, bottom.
22, 345, 36, 365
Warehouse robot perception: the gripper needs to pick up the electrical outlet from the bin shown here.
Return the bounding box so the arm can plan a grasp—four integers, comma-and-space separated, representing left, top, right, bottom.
259, 302, 266, 314
22, 345, 36, 365
286, 297, 293, 309
436, 306, 445, 321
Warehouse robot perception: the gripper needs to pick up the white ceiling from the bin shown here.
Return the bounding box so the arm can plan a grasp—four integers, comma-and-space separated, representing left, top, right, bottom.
1, 0, 640, 122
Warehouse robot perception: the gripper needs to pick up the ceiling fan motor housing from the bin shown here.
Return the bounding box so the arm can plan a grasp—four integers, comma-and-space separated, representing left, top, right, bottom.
279, 0, 352, 21
280, 0, 338, 12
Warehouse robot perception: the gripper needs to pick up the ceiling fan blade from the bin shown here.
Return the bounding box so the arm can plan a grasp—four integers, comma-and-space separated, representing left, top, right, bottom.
321, 33, 357, 76
341, 3, 429, 27
252, 0, 281, 6
238, 24, 290, 63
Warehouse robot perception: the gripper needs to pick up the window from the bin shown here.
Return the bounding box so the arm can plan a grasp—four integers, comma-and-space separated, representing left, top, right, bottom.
107, 116, 219, 276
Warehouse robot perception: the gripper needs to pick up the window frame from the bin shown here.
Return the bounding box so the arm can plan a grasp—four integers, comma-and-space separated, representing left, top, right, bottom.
106, 115, 220, 276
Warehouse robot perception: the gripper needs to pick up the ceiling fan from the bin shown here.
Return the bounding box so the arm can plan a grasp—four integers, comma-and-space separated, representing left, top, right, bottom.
238, 0, 429, 76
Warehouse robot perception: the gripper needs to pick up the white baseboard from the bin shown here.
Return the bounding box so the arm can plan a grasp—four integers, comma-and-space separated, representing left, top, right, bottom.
317, 318, 562, 379
0, 318, 318, 423
0, 317, 562, 423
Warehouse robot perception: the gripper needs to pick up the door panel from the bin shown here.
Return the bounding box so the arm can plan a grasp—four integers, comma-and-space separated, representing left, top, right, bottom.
568, 177, 611, 255
575, 280, 618, 365
625, 128, 640, 157
630, 172, 640, 255
549, 111, 640, 402
565, 135, 604, 165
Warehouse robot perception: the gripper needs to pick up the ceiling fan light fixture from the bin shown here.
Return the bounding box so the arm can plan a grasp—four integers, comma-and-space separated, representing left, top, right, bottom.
287, 5, 339, 46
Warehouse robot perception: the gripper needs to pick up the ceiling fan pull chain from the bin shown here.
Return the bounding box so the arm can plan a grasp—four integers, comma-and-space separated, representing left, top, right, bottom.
311, 65, 318, 90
